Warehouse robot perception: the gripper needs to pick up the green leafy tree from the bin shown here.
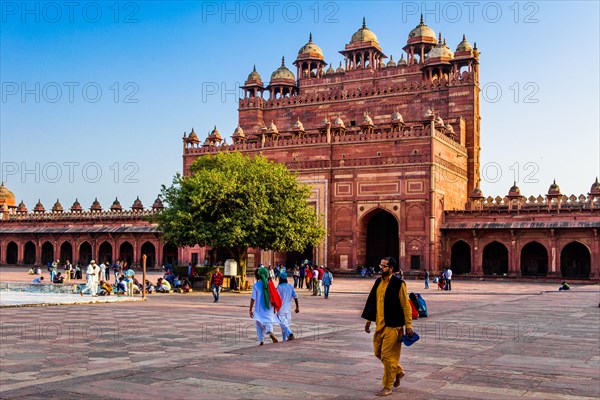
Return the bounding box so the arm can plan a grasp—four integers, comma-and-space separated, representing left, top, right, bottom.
155, 151, 325, 284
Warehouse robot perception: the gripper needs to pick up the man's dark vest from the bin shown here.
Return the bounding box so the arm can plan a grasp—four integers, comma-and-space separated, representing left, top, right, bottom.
361, 275, 406, 328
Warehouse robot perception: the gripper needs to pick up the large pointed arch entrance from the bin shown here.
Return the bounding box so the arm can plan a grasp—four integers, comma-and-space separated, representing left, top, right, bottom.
360, 209, 399, 269
286, 245, 314, 268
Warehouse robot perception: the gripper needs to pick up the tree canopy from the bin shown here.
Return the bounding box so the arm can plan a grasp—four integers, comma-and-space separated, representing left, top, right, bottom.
155, 151, 325, 279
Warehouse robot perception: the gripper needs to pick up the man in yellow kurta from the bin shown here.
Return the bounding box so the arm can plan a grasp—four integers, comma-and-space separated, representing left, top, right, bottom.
362, 256, 413, 396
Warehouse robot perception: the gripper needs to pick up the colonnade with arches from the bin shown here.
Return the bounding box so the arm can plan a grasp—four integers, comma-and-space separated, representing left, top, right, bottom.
0, 235, 180, 269
445, 232, 598, 278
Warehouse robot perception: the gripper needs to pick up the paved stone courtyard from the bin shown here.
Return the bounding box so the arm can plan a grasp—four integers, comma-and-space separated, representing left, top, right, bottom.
0, 274, 598, 399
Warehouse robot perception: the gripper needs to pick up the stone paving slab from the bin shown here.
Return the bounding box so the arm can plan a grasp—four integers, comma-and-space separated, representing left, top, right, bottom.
0, 278, 598, 399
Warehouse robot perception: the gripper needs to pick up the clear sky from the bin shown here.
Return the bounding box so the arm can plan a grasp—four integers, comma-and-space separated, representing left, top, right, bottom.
1, 1, 599, 210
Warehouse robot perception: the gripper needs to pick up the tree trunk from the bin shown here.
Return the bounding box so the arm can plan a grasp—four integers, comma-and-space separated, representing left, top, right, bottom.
231, 247, 248, 288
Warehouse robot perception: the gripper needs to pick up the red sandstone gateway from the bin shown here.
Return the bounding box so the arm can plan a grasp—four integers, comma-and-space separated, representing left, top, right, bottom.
1, 18, 598, 278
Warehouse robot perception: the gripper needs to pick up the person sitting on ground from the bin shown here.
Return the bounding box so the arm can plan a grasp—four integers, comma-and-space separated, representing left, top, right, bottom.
145, 279, 155, 293
117, 275, 127, 293
52, 272, 64, 284
180, 277, 192, 293
32, 276, 44, 284
559, 281, 570, 291
99, 280, 113, 296
28, 268, 35, 275
164, 270, 176, 288
156, 277, 172, 293
34, 266, 42, 275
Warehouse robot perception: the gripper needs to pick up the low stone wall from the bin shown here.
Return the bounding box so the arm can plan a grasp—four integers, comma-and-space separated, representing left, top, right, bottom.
0, 282, 84, 293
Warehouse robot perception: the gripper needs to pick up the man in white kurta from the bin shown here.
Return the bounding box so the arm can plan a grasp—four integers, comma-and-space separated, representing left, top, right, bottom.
276, 271, 299, 341
249, 267, 278, 345
80, 260, 99, 296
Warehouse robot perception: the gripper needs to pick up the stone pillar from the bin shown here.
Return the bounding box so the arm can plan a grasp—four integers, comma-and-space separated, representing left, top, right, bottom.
548, 229, 559, 278
133, 240, 139, 268
471, 233, 482, 274
35, 238, 42, 265
18, 239, 24, 265
0, 240, 5, 264
592, 229, 599, 279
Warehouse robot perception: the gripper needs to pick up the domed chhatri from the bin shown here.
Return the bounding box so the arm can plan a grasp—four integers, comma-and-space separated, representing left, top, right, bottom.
52, 199, 64, 212
270, 57, 296, 83
590, 177, 600, 195
426, 34, 454, 61
90, 197, 102, 212
407, 15, 436, 43
131, 196, 144, 210
297, 33, 324, 59
152, 196, 164, 210
0, 182, 17, 208
111, 197, 123, 211
246, 65, 263, 84
350, 17, 379, 44
508, 181, 521, 196
456, 34, 473, 53
548, 179, 561, 195
17, 200, 27, 213
70, 198, 83, 212
33, 199, 45, 213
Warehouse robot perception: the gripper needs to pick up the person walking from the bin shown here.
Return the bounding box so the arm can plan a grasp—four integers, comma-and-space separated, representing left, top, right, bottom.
211, 267, 224, 302
424, 270, 429, 289
298, 264, 305, 289
311, 266, 319, 296
322, 267, 333, 299
64, 260, 72, 282
276, 271, 299, 341
293, 266, 300, 288
249, 267, 278, 345
362, 256, 413, 397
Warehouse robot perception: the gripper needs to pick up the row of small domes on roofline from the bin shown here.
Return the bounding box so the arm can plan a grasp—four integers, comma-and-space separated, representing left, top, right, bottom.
470, 178, 600, 198
184, 109, 460, 144
244, 16, 477, 86
4, 196, 164, 213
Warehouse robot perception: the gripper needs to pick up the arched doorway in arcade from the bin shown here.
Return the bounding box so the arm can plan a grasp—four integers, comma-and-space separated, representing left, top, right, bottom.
365, 210, 399, 270
482, 241, 509, 275
560, 242, 591, 278
98, 241, 113, 265
60, 242, 73, 263
520, 242, 548, 276
79, 242, 92, 265
119, 242, 134, 267
6, 242, 18, 265
450, 241, 471, 274
162, 243, 178, 266
286, 245, 314, 269
41, 242, 54, 265
24, 242, 36, 265
141, 242, 156, 269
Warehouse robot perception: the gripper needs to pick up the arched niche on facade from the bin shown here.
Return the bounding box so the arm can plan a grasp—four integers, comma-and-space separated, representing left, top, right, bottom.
450, 240, 471, 274
79, 242, 93, 265
119, 241, 134, 267
482, 241, 509, 276
520, 241, 548, 277
24, 241, 36, 265
141, 241, 156, 269
59, 241, 73, 264
41, 241, 54, 265
98, 241, 113, 264
560, 241, 591, 278
6, 241, 18, 265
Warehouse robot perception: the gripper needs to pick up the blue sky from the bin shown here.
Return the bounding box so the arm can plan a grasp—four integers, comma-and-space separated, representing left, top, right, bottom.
1, 1, 599, 210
